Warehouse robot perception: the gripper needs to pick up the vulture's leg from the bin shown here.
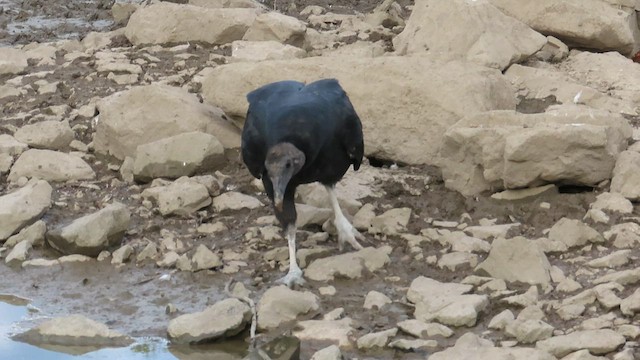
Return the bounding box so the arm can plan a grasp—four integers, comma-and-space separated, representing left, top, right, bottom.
276, 225, 305, 287
325, 185, 364, 251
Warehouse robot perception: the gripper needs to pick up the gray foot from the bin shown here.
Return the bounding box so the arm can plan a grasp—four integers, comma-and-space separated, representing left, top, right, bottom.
276, 267, 306, 288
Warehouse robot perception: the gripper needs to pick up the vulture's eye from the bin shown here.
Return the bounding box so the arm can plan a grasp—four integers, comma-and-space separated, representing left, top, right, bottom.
286, 162, 291, 169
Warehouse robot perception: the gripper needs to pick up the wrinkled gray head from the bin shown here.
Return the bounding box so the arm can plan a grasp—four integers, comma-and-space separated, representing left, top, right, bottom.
265, 143, 305, 211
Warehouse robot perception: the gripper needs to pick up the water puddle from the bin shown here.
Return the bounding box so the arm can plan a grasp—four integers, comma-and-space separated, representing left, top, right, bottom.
0, 294, 248, 360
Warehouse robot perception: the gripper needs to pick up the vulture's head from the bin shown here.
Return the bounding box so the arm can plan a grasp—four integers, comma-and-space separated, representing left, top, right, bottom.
265, 143, 305, 211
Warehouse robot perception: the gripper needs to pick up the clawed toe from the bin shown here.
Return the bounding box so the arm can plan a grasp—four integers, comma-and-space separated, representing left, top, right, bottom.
336, 224, 364, 251
276, 268, 306, 288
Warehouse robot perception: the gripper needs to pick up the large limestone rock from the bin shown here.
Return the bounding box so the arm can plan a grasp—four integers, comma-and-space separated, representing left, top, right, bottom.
322, 41, 386, 58
536, 329, 626, 357
611, 150, 640, 200
475, 237, 552, 286
534, 35, 570, 63
133, 131, 225, 182
604, 222, 640, 248
0, 84, 21, 100
295, 203, 332, 228
505, 64, 636, 115
0, 84, 23, 100
124, 2, 260, 45
257, 286, 319, 330
369, 208, 411, 235
111, 3, 139, 24
440, 106, 632, 196
5, 220, 46, 248
95, 84, 240, 161
548, 218, 604, 248
46, 203, 131, 256
141, 178, 212, 216
242, 12, 307, 47
167, 298, 251, 344
397, 320, 454, 339
296, 182, 361, 215
407, 277, 488, 327
212, 191, 263, 211
0, 180, 52, 240
201, 56, 515, 165
8, 149, 96, 183
488, 0, 640, 55
0, 134, 28, 156
15, 314, 132, 347
430, 333, 555, 360
305, 246, 392, 282
191, 244, 222, 270
620, 288, 640, 316
0, 48, 29, 75
13, 120, 75, 150
293, 318, 354, 347
310, 345, 342, 360
82, 29, 126, 52
590, 192, 633, 214
0, 153, 13, 174
560, 51, 640, 103
357, 328, 397, 349
393, 0, 546, 70
231, 40, 306, 62
504, 312, 554, 344
5, 240, 32, 264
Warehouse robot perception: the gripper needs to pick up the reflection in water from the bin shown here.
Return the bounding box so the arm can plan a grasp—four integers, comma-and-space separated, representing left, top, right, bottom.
170, 340, 246, 360
0, 297, 249, 360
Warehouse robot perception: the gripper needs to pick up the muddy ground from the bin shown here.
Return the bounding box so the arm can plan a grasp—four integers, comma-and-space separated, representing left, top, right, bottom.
1, 158, 617, 359
1, 0, 640, 359
0, 0, 116, 46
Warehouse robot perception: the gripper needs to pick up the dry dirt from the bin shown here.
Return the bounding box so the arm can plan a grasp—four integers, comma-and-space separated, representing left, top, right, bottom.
1, 1, 639, 359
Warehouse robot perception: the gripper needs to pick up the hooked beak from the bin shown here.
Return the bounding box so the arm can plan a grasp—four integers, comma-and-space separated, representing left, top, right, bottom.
271, 176, 287, 212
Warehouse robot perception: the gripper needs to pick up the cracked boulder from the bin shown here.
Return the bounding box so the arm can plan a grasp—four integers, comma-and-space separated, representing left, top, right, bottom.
407, 277, 488, 327
15, 314, 133, 347
167, 298, 251, 344
8, 149, 96, 183
125, 2, 260, 45
133, 131, 225, 182
95, 84, 240, 161
394, 0, 545, 70
257, 286, 319, 330
46, 203, 131, 256
200, 55, 515, 166
305, 246, 392, 281
475, 236, 551, 286
488, 0, 640, 55
0, 180, 52, 241
440, 106, 631, 196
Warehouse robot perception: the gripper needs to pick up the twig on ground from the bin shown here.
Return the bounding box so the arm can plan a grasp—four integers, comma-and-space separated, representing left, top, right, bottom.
225, 279, 258, 349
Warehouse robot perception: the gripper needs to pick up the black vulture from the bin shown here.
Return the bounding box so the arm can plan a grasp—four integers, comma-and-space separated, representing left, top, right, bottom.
241, 78, 365, 287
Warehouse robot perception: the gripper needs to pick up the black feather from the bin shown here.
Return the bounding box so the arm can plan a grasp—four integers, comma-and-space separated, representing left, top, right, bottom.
242, 78, 364, 184
241, 78, 364, 226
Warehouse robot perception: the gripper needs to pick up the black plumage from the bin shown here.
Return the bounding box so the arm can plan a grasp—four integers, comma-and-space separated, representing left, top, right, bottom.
241, 78, 365, 287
